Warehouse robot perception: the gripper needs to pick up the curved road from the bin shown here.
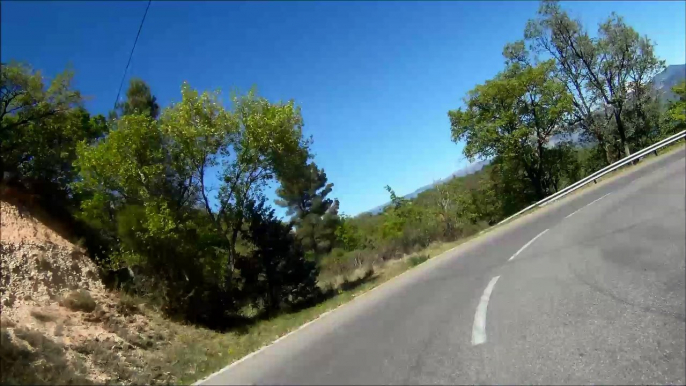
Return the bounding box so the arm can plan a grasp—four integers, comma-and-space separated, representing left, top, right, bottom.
200, 148, 685, 385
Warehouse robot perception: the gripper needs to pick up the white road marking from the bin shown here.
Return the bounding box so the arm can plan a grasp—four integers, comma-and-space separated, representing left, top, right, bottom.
587, 192, 611, 206
508, 229, 549, 262
472, 275, 501, 346
565, 208, 582, 219
565, 193, 611, 219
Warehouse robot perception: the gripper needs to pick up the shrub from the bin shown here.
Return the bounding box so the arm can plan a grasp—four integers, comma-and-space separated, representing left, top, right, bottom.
408, 254, 429, 267
59, 289, 96, 312
116, 293, 140, 316
30, 309, 58, 323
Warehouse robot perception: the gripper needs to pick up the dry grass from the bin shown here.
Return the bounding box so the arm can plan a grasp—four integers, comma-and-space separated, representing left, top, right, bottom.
30, 309, 58, 323
1, 327, 91, 385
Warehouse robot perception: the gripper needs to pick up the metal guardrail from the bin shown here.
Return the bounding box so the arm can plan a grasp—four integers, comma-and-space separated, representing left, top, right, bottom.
497, 129, 686, 226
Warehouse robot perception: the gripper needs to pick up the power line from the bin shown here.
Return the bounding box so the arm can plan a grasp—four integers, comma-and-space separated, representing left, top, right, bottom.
113, 0, 152, 110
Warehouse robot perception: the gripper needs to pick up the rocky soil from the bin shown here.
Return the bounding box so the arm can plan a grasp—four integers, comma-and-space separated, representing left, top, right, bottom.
1, 200, 177, 384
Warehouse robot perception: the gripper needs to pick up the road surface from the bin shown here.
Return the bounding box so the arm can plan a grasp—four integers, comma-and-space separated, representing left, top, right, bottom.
200, 147, 685, 385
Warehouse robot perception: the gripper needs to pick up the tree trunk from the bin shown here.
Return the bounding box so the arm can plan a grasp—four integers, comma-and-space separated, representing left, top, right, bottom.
226, 225, 240, 296
525, 167, 546, 201
613, 110, 631, 158
593, 132, 613, 165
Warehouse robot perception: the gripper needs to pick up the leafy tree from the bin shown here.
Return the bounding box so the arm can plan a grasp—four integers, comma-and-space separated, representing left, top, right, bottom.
525, 0, 665, 158
1, 61, 107, 198
112, 78, 160, 119
449, 52, 574, 200
215, 89, 312, 280
239, 200, 319, 313
666, 81, 686, 134
76, 82, 316, 321
335, 214, 362, 252
276, 162, 339, 257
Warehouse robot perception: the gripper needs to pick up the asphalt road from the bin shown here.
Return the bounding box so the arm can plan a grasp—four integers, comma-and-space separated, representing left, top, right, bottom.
200, 147, 686, 385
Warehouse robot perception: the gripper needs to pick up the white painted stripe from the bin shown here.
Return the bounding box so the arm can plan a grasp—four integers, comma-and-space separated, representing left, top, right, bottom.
472, 275, 501, 346
587, 192, 611, 207
508, 229, 549, 262
565, 208, 582, 219
565, 193, 611, 219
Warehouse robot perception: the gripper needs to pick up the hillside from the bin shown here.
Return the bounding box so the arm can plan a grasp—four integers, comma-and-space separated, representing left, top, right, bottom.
652, 64, 686, 103
0, 198, 182, 384
364, 159, 489, 215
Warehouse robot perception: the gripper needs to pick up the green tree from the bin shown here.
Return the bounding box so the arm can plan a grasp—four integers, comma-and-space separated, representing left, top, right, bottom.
239, 200, 319, 313
276, 162, 339, 257
666, 81, 686, 134
525, 0, 665, 159
449, 53, 574, 200
216, 89, 312, 279
1, 61, 106, 196
335, 214, 362, 252
112, 78, 160, 119
75, 82, 316, 322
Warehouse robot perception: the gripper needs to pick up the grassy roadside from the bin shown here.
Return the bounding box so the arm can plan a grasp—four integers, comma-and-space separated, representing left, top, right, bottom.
175, 233, 481, 384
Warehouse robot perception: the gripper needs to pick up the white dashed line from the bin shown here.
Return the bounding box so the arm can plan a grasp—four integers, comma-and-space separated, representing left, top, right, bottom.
565, 193, 611, 219
472, 275, 501, 346
565, 208, 582, 219
508, 229, 549, 262
587, 192, 611, 207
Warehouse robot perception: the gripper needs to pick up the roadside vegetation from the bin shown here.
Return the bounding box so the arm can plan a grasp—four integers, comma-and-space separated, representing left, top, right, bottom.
1, 0, 685, 383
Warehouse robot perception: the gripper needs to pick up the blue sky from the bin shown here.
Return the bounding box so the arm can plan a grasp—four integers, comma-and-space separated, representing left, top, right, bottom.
2, 1, 685, 216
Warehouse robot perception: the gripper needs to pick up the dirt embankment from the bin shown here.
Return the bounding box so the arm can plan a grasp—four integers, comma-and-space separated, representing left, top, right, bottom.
1, 199, 177, 384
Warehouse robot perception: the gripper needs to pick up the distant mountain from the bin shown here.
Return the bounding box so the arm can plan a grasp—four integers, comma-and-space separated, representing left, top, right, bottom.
403, 160, 490, 200
364, 160, 490, 215
652, 64, 685, 103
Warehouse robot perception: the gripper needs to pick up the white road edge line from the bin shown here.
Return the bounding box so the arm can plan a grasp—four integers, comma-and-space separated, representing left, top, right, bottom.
194, 240, 466, 384
508, 229, 549, 262
193, 304, 340, 385
472, 275, 501, 346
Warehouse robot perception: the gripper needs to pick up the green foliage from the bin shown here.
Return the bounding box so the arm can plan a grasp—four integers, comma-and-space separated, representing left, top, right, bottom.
525, 0, 666, 158
112, 78, 160, 119
238, 200, 319, 313
276, 162, 340, 257
449, 57, 574, 199
408, 254, 429, 267
75, 81, 321, 326
666, 81, 686, 134
0, 61, 111, 262
335, 215, 362, 252
1, 61, 107, 194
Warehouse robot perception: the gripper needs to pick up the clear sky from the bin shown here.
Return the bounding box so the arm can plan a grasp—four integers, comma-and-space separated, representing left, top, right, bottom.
2, 1, 684, 216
